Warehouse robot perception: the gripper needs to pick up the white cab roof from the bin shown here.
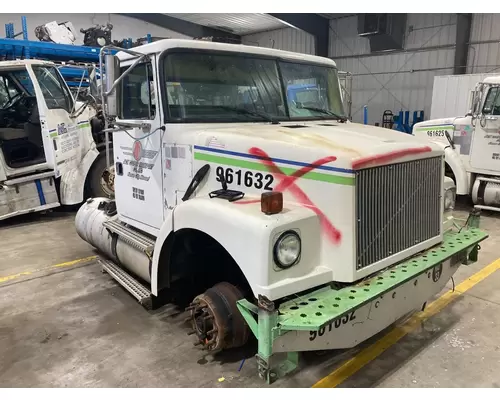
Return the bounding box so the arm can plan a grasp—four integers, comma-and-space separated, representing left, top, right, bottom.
483, 76, 500, 85
116, 38, 337, 67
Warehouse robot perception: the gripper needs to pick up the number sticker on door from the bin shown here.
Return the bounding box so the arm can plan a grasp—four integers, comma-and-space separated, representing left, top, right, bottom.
215, 166, 274, 191
426, 129, 449, 137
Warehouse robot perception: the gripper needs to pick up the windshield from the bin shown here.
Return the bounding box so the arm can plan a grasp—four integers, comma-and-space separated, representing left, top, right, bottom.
279, 62, 345, 119
161, 51, 345, 123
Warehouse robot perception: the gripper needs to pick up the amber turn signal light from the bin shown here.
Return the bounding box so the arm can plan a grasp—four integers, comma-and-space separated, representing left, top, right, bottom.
261, 191, 283, 215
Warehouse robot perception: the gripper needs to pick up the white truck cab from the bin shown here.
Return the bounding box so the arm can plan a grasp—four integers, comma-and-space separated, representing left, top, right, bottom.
413, 76, 500, 212
75, 39, 487, 383
0, 59, 112, 221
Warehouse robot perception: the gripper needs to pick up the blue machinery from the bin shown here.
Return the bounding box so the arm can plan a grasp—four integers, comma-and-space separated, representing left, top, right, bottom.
0, 35, 103, 89
1, 16, 153, 88
392, 110, 424, 134
3, 16, 106, 63
363, 106, 424, 134
2, 18, 104, 90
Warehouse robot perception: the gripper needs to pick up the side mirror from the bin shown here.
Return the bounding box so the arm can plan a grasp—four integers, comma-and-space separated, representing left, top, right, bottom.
104, 54, 121, 117
88, 66, 100, 102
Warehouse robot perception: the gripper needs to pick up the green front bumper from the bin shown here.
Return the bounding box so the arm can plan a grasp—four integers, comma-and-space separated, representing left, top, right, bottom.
237, 226, 488, 383
277, 228, 486, 331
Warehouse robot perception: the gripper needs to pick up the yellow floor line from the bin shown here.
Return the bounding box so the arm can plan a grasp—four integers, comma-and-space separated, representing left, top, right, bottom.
0, 256, 97, 284
313, 258, 500, 388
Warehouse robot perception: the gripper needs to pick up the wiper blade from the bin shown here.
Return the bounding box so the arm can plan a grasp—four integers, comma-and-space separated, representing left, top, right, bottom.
213, 105, 279, 124
300, 106, 347, 122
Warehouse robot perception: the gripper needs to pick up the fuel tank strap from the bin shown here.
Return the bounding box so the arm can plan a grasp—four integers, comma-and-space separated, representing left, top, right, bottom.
103, 219, 155, 255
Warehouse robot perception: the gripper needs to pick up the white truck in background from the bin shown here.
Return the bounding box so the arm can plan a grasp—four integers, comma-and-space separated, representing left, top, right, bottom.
0, 59, 113, 221
413, 76, 500, 212
430, 73, 500, 120
73, 39, 487, 383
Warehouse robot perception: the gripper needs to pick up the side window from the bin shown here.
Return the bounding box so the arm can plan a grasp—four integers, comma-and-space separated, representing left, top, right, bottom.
32, 66, 73, 113
120, 62, 155, 120
0, 76, 13, 108
482, 87, 500, 115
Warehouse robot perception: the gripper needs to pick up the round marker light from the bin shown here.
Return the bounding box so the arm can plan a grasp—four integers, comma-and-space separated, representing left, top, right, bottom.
274, 231, 301, 269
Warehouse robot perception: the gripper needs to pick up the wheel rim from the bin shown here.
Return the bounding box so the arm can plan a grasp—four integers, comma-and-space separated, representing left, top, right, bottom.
100, 165, 115, 197
187, 282, 249, 352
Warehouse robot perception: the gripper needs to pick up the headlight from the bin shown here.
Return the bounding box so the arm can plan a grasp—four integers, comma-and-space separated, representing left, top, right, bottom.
273, 231, 301, 269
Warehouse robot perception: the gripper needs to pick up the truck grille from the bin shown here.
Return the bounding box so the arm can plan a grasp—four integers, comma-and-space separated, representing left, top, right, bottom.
355, 156, 442, 270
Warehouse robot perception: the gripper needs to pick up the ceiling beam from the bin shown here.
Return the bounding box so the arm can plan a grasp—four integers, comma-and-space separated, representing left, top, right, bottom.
454, 13, 472, 75
120, 14, 241, 42
268, 13, 329, 57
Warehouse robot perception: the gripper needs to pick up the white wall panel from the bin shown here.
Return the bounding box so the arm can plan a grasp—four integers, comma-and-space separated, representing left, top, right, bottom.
335, 50, 454, 125
470, 13, 500, 42
328, 14, 457, 125
0, 14, 190, 45
242, 27, 315, 55
405, 14, 456, 48
467, 14, 500, 74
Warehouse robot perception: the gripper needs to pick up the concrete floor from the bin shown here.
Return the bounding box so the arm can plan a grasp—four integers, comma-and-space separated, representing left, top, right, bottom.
1, 204, 500, 388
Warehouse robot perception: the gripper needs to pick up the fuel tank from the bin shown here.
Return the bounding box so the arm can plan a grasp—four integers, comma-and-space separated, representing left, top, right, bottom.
75, 198, 152, 283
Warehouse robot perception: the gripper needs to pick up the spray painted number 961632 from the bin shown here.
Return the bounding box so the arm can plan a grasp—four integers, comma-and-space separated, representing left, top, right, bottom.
215, 166, 274, 190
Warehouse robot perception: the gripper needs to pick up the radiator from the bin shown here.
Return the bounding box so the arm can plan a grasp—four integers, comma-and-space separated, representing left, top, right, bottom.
355, 156, 442, 270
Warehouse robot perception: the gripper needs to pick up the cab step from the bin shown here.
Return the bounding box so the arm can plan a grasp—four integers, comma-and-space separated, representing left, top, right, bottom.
98, 258, 153, 310
0, 202, 61, 221
102, 219, 155, 255
4, 170, 55, 185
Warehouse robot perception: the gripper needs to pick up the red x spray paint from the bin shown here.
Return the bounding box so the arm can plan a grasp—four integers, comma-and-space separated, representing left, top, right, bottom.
352, 146, 432, 169
236, 147, 342, 245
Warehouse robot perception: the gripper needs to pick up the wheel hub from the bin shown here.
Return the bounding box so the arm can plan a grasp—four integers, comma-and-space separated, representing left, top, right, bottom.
100, 165, 115, 197
187, 282, 249, 352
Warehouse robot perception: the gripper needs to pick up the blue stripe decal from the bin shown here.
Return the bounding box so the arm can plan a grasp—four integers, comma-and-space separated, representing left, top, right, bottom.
77, 121, 87, 125
34, 179, 46, 206
49, 128, 57, 133
194, 145, 354, 174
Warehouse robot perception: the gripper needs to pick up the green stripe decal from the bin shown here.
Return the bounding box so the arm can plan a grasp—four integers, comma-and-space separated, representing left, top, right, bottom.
78, 123, 90, 129
415, 125, 454, 131
194, 152, 355, 186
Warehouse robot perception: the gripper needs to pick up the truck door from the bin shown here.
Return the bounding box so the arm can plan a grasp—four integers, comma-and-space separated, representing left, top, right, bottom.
27, 64, 85, 178
112, 59, 165, 231
470, 85, 500, 171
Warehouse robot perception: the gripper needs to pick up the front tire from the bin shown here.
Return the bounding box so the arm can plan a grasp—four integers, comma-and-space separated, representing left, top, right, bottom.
87, 149, 115, 199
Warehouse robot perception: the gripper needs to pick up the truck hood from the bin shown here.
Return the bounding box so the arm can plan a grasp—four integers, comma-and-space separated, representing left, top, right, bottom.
412, 115, 473, 133
194, 121, 442, 170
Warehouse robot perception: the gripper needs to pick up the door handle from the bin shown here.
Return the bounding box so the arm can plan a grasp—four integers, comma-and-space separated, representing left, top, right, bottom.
115, 162, 123, 176
485, 115, 498, 121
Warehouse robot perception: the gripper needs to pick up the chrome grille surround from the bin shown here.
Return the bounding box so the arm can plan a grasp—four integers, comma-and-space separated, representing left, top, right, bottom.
355, 156, 443, 270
